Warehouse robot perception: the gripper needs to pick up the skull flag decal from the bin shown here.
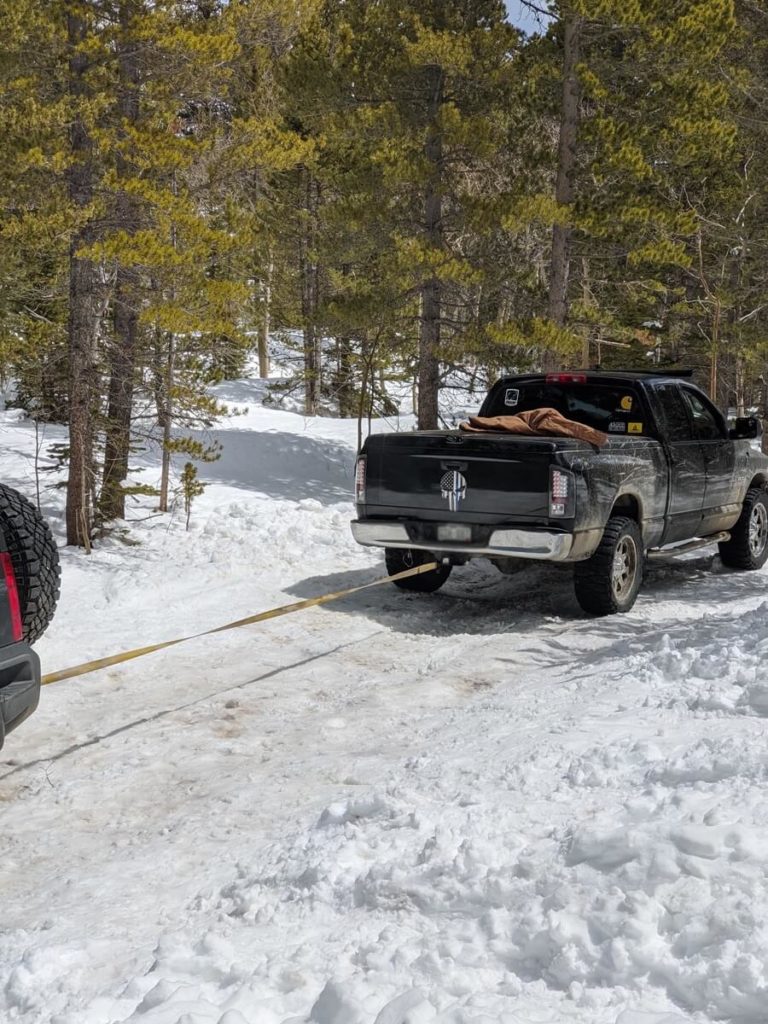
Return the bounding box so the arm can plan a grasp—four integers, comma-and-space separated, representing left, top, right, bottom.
440, 470, 467, 512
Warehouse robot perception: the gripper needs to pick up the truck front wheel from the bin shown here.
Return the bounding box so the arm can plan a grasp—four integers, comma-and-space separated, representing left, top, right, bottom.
718, 487, 768, 570
574, 516, 643, 615
385, 547, 451, 593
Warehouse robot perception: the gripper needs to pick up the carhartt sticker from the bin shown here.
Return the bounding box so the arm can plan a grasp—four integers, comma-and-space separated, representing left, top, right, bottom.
608, 421, 627, 433
628, 422, 643, 433
504, 388, 520, 407
620, 395, 633, 411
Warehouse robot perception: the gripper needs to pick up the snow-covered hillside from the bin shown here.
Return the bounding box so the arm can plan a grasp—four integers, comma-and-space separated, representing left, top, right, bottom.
2, 372, 768, 1024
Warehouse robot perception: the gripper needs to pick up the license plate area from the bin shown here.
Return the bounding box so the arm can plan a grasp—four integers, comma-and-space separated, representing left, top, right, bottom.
437, 523, 472, 543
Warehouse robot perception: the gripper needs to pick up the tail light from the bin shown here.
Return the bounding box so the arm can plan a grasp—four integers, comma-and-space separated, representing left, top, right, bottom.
0, 552, 23, 642
550, 467, 576, 518
355, 456, 366, 504
546, 373, 587, 384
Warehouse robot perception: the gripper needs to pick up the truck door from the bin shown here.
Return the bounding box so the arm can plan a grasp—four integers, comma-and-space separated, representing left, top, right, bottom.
679, 387, 739, 533
651, 383, 706, 543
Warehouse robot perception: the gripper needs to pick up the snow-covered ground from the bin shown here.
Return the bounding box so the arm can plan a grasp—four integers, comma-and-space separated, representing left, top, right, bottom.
2, 370, 768, 1024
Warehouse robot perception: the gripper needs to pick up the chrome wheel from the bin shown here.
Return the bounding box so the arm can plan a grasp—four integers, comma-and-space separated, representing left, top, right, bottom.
718, 489, 768, 571
574, 516, 644, 615
612, 535, 638, 601
749, 503, 768, 558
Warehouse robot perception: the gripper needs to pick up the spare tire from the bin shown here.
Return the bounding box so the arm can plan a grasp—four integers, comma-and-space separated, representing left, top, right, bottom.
0, 484, 60, 643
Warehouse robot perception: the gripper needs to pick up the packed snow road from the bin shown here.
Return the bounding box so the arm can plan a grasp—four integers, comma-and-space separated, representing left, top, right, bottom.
2, 388, 768, 1024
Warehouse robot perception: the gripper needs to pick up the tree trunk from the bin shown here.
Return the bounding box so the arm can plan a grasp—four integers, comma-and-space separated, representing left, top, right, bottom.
159, 334, 175, 514
66, 7, 101, 549
100, 294, 137, 521
418, 64, 444, 431
730, 228, 746, 418
335, 264, 355, 418
357, 353, 370, 454
580, 257, 591, 368
709, 299, 721, 402
301, 170, 321, 415
101, 1, 141, 522
258, 250, 272, 379
153, 175, 178, 515
545, 13, 582, 372
735, 354, 746, 418
337, 336, 356, 417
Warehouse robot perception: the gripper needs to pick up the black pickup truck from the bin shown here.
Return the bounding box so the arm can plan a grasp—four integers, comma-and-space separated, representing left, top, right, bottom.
352, 371, 768, 615
0, 485, 59, 749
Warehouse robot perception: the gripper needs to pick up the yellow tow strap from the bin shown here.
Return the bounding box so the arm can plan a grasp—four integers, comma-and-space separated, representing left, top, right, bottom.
41, 561, 439, 687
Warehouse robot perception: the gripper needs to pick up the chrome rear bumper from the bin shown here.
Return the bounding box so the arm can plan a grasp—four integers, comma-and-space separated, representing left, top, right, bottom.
351, 520, 574, 561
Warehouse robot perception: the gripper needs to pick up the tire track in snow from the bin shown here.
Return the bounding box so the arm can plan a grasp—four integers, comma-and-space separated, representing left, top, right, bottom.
0, 631, 387, 782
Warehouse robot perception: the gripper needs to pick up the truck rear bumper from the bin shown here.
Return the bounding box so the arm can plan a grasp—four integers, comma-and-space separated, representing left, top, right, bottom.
0, 641, 41, 749
351, 520, 574, 561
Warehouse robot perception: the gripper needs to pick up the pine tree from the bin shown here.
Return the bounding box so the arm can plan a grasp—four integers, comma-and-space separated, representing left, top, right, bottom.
1, 1, 287, 537
519, 1, 738, 378
282, 0, 522, 426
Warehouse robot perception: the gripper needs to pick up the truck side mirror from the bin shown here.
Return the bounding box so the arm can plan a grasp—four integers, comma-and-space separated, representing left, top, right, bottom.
729, 416, 761, 440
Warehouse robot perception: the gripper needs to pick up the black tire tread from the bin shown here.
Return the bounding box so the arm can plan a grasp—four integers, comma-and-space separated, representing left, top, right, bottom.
718, 487, 768, 570
0, 484, 60, 642
385, 547, 451, 593
574, 515, 643, 616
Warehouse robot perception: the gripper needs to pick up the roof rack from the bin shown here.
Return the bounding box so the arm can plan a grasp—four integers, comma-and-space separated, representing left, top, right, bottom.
591, 368, 694, 378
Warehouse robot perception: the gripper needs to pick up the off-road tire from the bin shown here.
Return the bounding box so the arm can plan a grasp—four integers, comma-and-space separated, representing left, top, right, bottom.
718, 487, 768, 570
385, 547, 451, 593
0, 484, 60, 642
574, 516, 644, 616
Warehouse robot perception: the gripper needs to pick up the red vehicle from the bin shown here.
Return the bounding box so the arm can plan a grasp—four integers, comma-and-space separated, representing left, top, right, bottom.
0, 485, 59, 749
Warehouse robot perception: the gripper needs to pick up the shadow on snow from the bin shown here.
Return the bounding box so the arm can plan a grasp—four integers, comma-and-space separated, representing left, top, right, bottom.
286, 551, 768, 642
193, 429, 355, 504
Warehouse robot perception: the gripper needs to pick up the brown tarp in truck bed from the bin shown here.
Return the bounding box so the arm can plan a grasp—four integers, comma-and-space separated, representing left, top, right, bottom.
459, 408, 608, 448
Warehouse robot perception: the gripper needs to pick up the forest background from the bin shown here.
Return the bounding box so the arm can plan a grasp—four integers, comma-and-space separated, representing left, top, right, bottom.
1, 0, 765, 547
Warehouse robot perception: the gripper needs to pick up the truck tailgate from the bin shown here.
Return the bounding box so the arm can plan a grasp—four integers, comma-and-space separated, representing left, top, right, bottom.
364, 431, 589, 520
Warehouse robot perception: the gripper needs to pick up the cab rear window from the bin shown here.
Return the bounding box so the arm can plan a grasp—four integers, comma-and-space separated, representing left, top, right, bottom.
483, 383, 647, 436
